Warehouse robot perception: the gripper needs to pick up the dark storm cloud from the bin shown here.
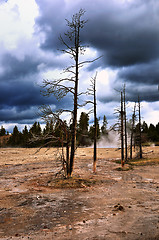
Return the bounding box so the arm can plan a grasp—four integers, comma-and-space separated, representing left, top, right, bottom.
98, 83, 159, 105
0, 106, 37, 122
0, 80, 43, 108
114, 59, 159, 103
0, 79, 48, 122
84, 13, 159, 67
0, 53, 46, 118
118, 60, 159, 85
0, 54, 39, 81
35, 0, 68, 51
127, 89, 159, 102
0, 52, 66, 82
35, 0, 159, 67
0, 76, 72, 123
0, 47, 73, 122
34, 0, 159, 108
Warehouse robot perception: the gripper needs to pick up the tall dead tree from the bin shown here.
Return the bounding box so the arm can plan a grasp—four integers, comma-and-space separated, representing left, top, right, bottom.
121, 91, 124, 167
123, 85, 128, 162
41, 9, 99, 177
41, 9, 87, 176
93, 77, 97, 173
138, 96, 142, 159
113, 88, 125, 166
68, 10, 82, 177
87, 73, 97, 172
130, 103, 136, 160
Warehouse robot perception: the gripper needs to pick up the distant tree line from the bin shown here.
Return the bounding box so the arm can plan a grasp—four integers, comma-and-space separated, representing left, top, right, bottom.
0, 113, 108, 148
135, 121, 159, 145
0, 116, 159, 148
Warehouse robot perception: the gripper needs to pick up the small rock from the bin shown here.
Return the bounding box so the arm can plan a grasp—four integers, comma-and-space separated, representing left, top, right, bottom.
15, 233, 20, 237
114, 203, 124, 211
42, 224, 48, 229
0, 208, 6, 211
118, 205, 124, 211
83, 220, 86, 223
69, 225, 72, 230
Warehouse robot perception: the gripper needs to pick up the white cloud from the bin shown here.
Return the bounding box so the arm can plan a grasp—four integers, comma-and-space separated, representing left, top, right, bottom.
141, 101, 159, 126
0, 0, 38, 50
96, 68, 118, 95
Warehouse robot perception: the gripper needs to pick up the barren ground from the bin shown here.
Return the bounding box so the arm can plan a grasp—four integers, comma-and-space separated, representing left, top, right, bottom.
0, 146, 159, 240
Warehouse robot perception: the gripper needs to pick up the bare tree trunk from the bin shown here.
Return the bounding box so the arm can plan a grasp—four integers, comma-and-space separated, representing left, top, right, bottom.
138, 96, 142, 159
93, 79, 97, 173
121, 91, 124, 167
61, 135, 66, 174
69, 26, 79, 176
87, 73, 98, 173
41, 10, 99, 177
66, 131, 70, 176
123, 86, 127, 162
130, 103, 136, 159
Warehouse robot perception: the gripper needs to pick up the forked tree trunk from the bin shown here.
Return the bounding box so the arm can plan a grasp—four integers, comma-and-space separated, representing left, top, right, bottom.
93, 80, 97, 173
123, 86, 127, 162
69, 27, 79, 176
138, 96, 142, 159
66, 131, 70, 177
130, 103, 136, 159
121, 91, 124, 167
88, 73, 98, 173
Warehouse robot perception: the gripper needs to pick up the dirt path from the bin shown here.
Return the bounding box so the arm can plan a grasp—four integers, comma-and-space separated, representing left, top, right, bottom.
0, 147, 159, 239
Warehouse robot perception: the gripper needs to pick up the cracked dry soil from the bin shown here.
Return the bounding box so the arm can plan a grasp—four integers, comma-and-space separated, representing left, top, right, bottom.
0, 147, 159, 240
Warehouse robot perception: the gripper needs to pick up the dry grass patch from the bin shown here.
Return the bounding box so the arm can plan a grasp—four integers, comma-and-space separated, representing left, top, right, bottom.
115, 165, 133, 171
47, 177, 97, 188
29, 175, 97, 189
114, 157, 159, 167
128, 158, 159, 166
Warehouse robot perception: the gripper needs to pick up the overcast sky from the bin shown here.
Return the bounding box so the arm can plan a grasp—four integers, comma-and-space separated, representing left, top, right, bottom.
0, 0, 159, 132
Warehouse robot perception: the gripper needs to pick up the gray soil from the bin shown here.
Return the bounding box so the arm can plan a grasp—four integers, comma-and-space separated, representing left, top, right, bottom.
0, 147, 159, 240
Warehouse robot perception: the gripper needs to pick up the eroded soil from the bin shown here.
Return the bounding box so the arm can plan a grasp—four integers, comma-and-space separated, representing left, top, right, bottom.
0, 147, 159, 239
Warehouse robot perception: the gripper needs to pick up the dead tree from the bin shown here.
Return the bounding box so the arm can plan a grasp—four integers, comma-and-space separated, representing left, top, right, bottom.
93, 77, 97, 173
138, 96, 142, 159
121, 91, 124, 167
87, 73, 97, 173
41, 9, 99, 177
123, 85, 128, 162
41, 10, 86, 177
67, 10, 82, 177
113, 88, 125, 167
130, 103, 136, 160
29, 106, 71, 177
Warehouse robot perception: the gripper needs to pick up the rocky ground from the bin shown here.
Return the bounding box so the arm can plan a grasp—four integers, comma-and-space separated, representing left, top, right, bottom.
0, 147, 159, 240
